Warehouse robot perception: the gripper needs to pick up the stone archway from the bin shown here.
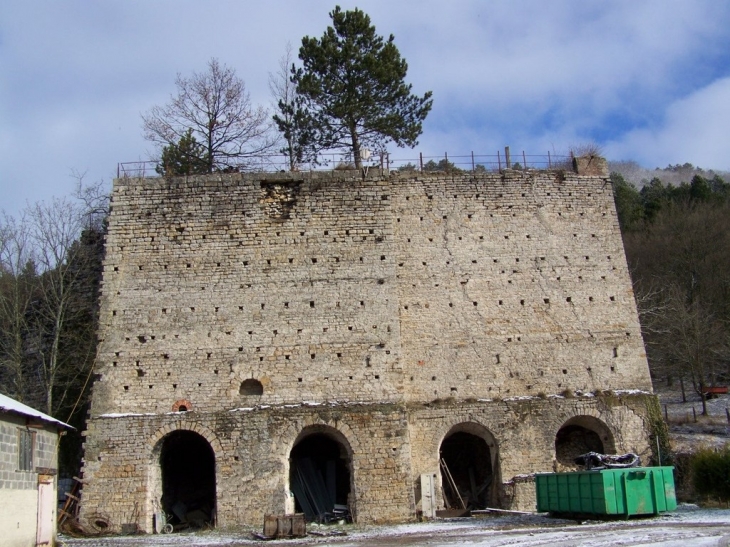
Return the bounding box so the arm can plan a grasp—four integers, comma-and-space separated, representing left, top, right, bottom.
153, 430, 217, 529
439, 422, 500, 510
555, 415, 616, 469
288, 425, 355, 523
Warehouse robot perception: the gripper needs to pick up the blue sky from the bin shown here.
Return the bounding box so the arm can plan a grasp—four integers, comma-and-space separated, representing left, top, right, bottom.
1, 0, 729, 216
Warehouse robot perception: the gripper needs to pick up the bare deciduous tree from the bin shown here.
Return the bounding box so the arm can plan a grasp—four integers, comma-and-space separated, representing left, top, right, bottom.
270, 43, 314, 171
0, 175, 107, 419
0, 213, 36, 405
270, 43, 297, 170
626, 201, 730, 414
71, 169, 110, 231
142, 58, 277, 173
28, 197, 88, 415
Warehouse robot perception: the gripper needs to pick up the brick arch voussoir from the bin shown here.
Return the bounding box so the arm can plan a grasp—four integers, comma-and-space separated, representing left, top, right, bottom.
550, 405, 617, 452
148, 420, 223, 459
551, 405, 604, 430
284, 417, 357, 460
551, 405, 611, 432
433, 415, 499, 456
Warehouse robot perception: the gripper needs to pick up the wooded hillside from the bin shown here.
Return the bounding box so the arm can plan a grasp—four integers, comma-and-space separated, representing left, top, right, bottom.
612, 167, 730, 413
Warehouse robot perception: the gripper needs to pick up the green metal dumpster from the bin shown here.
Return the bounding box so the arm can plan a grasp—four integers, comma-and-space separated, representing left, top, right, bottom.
535, 467, 676, 517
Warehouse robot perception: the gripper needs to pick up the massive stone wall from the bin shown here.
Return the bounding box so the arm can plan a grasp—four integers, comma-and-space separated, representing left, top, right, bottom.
90, 171, 401, 415
393, 170, 650, 402
79, 165, 655, 532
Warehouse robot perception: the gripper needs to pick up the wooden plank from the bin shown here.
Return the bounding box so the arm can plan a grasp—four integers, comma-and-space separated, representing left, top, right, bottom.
291, 514, 306, 536
263, 515, 278, 537
440, 458, 466, 510
472, 507, 536, 515
436, 509, 471, 518
263, 514, 306, 538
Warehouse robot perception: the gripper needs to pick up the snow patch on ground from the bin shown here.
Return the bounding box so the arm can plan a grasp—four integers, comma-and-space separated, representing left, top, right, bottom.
60, 507, 730, 547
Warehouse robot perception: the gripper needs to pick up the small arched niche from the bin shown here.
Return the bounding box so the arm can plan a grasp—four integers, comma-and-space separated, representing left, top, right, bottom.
555, 415, 616, 469
239, 379, 263, 396
172, 399, 192, 412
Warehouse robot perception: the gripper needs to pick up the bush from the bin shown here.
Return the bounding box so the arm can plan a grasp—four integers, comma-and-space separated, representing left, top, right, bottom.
691, 444, 730, 501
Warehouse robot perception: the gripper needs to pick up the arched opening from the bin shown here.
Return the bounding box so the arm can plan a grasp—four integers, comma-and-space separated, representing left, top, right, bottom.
239, 379, 263, 396
159, 430, 216, 529
289, 428, 353, 523
439, 423, 499, 510
555, 415, 615, 469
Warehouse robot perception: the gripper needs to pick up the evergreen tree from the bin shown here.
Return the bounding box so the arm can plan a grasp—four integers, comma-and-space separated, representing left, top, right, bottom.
272, 96, 315, 171
610, 172, 644, 231
156, 129, 209, 176
291, 6, 433, 168
423, 158, 461, 173
710, 174, 730, 197
689, 174, 712, 203
640, 177, 669, 221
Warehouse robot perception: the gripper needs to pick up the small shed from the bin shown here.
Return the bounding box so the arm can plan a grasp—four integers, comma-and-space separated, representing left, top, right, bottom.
0, 393, 72, 547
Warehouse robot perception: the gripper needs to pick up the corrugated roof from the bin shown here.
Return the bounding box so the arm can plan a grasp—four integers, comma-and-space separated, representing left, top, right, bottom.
0, 392, 73, 429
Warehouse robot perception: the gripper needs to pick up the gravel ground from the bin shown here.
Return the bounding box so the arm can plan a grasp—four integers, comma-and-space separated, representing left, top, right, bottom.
59, 505, 730, 547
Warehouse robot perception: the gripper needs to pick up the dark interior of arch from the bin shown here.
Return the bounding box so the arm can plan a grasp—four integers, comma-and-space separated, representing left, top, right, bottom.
240, 379, 263, 396
160, 430, 216, 528
555, 424, 605, 465
439, 432, 493, 510
290, 433, 351, 523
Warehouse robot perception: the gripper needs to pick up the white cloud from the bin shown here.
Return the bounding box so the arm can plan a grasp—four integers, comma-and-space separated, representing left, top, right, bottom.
605, 77, 730, 170
1, 0, 730, 216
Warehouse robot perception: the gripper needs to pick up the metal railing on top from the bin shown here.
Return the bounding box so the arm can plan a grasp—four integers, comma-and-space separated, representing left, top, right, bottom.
117, 148, 572, 178
390, 150, 572, 172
